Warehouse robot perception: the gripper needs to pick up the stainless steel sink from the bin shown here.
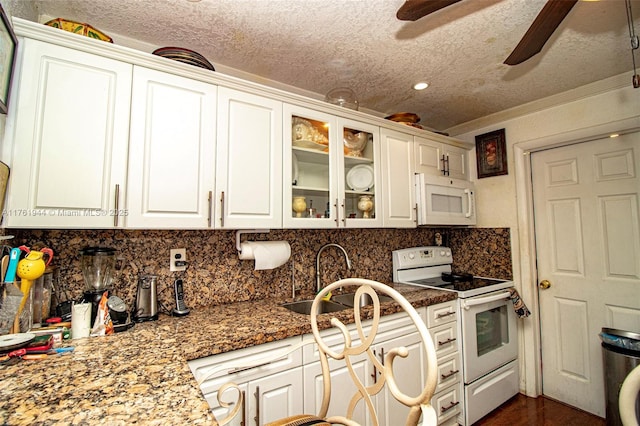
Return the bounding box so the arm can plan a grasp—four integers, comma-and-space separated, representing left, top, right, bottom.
331, 293, 394, 308
282, 300, 348, 315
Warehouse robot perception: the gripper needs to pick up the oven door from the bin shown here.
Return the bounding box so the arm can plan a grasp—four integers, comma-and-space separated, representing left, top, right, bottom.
460, 290, 518, 384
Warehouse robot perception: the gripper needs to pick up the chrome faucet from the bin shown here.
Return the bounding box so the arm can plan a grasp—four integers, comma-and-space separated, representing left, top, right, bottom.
315, 243, 352, 293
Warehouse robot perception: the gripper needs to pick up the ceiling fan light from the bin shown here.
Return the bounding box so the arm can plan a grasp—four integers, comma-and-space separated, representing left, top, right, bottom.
413, 82, 429, 90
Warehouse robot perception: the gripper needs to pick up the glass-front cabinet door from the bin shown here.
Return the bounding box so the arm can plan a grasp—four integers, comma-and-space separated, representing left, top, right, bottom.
283, 104, 381, 228
284, 104, 336, 228
337, 118, 381, 228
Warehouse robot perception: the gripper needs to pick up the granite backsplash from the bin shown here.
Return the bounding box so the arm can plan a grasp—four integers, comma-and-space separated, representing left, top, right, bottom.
7, 227, 512, 312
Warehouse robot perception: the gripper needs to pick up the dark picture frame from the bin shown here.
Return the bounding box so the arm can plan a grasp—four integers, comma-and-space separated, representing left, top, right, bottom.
475, 128, 508, 178
0, 2, 17, 114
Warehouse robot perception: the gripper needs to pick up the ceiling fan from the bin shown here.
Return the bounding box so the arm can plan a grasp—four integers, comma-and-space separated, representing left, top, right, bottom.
396, 0, 578, 65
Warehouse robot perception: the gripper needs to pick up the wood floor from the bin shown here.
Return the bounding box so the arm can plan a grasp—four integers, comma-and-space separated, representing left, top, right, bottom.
473, 393, 606, 426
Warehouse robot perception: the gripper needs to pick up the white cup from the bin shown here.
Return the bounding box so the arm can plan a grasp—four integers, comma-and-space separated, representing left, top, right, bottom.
71, 303, 92, 339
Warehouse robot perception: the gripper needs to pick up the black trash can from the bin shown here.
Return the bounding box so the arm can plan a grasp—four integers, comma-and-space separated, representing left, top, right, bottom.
600, 328, 640, 426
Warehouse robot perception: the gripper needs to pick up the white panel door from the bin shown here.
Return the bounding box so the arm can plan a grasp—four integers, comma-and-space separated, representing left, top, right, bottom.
532, 132, 640, 416
303, 358, 371, 424
216, 87, 282, 229
127, 66, 216, 228
249, 367, 304, 425
380, 128, 416, 227
374, 332, 427, 426
5, 38, 132, 228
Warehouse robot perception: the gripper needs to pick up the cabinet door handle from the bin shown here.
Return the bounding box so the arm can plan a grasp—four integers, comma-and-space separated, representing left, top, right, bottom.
371, 349, 377, 381
113, 184, 120, 227
207, 191, 213, 228
334, 198, 340, 227
440, 369, 459, 380
436, 311, 455, 319
441, 400, 459, 413
341, 199, 346, 225
241, 390, 246, 426
254, 385, 260, 426
438, 337, 456, 347
379, 347, 385, 366
444, 155, 450, 176
440, 154, 446, 175
414, 203, 418, 225
220, 191, 225, 228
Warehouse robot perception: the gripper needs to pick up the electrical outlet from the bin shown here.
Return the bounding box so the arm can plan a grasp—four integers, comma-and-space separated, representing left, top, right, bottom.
170, 248, 187, 272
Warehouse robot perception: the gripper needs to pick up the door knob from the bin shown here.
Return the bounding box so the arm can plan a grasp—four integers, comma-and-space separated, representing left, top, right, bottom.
539, 279, 551, 289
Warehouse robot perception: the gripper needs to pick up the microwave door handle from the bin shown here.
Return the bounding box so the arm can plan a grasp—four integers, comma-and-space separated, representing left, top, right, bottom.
462, 290, 511, 310
464, 188, 473, 218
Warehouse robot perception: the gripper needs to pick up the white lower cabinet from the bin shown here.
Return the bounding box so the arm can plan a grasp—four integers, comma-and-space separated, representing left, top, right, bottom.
189, 336, 304, 426
190, 303, 460, 426
426, 300, 462, 425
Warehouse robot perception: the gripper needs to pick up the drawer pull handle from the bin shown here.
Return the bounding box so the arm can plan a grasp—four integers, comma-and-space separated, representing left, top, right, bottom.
440, 369, 459, 380
441, 400, 460, 413
436, 311, 455, 319
228, 361, 271, 375
438, 337, 456, 347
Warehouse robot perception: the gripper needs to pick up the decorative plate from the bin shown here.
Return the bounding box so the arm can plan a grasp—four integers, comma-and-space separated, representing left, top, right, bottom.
44, 18, 113, 43
0, 332, 35, 352
346, 165, 374, 191
152, 47, 215, 71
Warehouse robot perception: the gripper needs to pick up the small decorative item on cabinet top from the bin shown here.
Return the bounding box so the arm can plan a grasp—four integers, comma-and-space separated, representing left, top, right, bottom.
44, 18, 113, 43
475, 128, 508, 178
384, 112, 423, 129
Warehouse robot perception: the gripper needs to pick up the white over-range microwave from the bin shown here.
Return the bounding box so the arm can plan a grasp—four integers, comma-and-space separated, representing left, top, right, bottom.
415, 173, 476, 226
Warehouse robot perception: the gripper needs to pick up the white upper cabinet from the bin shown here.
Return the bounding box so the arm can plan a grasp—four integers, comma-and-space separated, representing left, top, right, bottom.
380, 128, 416, 228
215, 87, 283, 229
414, 136, 469, 180
126, 66, 217, 228
283, 104, 382, 228
3, 38, 132, 228
4, 20, 474, 230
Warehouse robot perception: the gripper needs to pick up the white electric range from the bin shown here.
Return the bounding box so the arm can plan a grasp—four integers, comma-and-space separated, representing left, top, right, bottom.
392, 246, 520, 425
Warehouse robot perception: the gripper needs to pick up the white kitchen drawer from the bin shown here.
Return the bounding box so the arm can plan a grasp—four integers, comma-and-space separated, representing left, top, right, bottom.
438, 415, 460, 426
432, 383, 462, 424
426, 300, 458, 328
189, 335, 303, 393
435, 351, 461, 394
302, 309, 424, 364
429, 321, 459, 359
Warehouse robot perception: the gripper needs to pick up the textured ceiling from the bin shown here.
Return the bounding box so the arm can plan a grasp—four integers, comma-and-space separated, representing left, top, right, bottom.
6, 0, 640, 132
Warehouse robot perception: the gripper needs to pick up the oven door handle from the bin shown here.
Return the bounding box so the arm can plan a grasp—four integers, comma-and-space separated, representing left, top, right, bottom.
462, 291, 511, 310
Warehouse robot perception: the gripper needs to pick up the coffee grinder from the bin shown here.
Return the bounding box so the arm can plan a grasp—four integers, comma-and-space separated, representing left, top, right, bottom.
80, 247, 116, 325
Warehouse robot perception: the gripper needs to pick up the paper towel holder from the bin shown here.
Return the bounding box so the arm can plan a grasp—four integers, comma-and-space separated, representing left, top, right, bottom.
236, 229, 270, 253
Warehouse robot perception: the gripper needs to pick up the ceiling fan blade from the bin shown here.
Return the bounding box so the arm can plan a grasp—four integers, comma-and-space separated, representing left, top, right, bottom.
396, 0, 463, 21
504, 0, 578, 65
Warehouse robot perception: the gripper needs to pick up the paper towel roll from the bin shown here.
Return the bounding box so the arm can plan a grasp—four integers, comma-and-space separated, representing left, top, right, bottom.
238, 241, 291, 270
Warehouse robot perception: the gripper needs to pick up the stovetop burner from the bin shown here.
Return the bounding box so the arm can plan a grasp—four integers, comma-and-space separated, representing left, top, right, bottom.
392, 246, 514, 298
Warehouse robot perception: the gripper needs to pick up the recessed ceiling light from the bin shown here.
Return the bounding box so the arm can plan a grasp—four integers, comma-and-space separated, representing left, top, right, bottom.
609, 133, 620, 138
413, 82, 429, 90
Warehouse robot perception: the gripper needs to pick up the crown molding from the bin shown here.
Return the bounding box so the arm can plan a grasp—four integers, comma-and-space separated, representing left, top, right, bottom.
446, 72, 633, 136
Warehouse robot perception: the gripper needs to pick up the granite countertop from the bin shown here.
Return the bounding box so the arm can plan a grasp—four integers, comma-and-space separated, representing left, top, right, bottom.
0, 284, 456, 425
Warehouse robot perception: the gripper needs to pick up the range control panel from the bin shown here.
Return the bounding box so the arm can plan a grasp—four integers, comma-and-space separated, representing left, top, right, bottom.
392, 246, 452, 270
